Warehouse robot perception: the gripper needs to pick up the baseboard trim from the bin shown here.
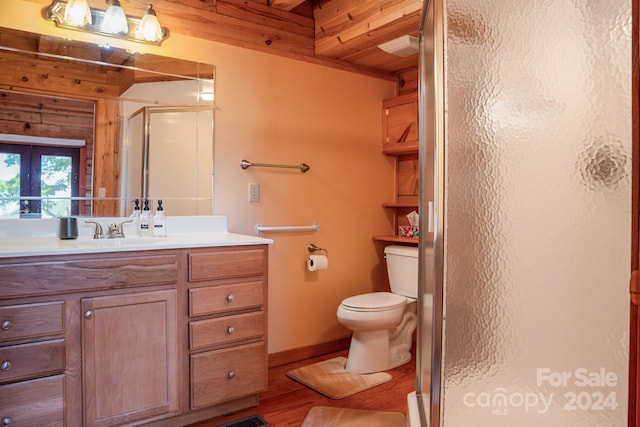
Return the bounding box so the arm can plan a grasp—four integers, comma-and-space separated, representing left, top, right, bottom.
268, 336, 351, 368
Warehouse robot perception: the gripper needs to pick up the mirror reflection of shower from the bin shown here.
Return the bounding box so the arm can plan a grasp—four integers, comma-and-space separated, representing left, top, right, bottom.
120, 80, 214, 216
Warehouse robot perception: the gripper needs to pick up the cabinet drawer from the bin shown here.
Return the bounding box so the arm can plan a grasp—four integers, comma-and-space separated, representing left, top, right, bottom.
0, 374, 64, 426
190, 342, 266, 409
0, 302, 64, 343
189, 248, 265, 282
190, 312, 264, 350
189, 281, 263, 317
0, 339, 65, 384
0, 254, 177, 298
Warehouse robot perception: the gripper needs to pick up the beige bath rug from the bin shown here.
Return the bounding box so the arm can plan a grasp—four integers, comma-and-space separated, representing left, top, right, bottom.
286, 356, 392, 399
301, 406, 406, 427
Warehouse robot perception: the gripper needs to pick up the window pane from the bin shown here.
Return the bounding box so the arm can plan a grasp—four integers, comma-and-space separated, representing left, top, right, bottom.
40, 154, 72, 218
0, 152, 21, 218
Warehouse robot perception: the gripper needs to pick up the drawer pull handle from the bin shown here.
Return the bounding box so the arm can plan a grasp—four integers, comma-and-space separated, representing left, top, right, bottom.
0, 361, 12, 371
2, 417, 12, 426
0, 321, 10, 331
227, 326, 235, 335
84, 310, 94, 319
226, 295, 235, 303
227, 371, 235, 379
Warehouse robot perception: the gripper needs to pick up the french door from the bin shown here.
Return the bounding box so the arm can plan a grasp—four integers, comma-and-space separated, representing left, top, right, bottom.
0, 143, 81, 218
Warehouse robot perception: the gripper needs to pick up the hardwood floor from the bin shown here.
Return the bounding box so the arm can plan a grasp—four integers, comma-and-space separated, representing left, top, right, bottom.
189, 348, 417, 426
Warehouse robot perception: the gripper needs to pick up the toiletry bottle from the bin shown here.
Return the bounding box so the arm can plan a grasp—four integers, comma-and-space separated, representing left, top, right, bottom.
139, 199, 152, 236
153, 200, 166, 237
130, 198, 141, 233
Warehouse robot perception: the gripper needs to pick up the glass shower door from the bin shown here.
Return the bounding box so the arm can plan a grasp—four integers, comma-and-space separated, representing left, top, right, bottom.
418, 0, 632, 426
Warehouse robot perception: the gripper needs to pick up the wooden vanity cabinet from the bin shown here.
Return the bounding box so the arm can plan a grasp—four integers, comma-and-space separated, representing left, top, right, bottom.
0, 243, 269, 427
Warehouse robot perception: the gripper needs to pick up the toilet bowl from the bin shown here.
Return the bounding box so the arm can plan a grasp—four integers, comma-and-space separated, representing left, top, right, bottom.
337, 245, 432, 374
337, 292, 416, 373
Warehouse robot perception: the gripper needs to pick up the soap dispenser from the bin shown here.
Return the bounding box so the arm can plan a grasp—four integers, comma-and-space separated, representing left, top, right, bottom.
130, 198, 141, 232
153, 200, 166, 237
139, 199, 152, 236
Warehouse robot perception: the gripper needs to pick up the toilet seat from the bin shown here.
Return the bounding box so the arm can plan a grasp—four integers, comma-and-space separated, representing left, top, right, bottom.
341, 292, 406, 312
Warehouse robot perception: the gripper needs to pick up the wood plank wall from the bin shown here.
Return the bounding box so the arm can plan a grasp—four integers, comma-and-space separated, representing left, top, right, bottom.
0, 90, 95, 215
0, 45, 126, 215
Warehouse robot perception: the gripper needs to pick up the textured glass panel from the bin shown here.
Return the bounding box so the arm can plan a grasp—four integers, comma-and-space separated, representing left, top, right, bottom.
438, 0, 631, 425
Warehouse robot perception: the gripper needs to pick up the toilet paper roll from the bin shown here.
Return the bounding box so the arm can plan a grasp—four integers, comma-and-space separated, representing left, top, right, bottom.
307, 255, 328, 271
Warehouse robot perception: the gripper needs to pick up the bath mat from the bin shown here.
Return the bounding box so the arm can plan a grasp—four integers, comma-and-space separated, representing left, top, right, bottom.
286, 356, 392, 399
301, 406, 406, 427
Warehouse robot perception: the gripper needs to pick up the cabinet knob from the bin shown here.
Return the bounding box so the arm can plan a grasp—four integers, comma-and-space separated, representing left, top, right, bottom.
0, 361, 12, 371
0, 320, 10, 331
226, 295, 235, 303
227, 326, 235, 335
227, 371, 235, 379
84, 310, 94, 319
2, 417, 11, 426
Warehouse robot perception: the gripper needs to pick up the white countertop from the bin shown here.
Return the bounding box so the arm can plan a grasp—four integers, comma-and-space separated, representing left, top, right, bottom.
0, 216, 273, 258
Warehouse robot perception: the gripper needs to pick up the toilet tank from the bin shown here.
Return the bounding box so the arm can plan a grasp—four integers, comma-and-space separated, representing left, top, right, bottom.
384, 245, 430, 299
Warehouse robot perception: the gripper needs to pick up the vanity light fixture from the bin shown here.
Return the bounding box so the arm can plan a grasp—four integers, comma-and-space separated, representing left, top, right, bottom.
103, 0, 128, 35
136, 4, 162, 42
43, 0, 169, 46
63, 0, 92, 26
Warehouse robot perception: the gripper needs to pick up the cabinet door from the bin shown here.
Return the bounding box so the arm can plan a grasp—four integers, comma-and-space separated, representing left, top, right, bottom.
382, 92, 418, 154
82, 290, 177, 427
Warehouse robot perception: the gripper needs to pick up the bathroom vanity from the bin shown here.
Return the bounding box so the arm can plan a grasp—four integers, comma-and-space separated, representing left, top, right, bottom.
0, 216, 271, 427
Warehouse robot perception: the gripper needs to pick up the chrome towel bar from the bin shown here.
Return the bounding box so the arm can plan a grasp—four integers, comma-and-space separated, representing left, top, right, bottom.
240, 159, 310, 173
255, 223, 319, 235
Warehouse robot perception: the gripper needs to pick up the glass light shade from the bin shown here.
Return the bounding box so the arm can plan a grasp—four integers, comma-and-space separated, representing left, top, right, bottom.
104, 1, 128, 34
136, 4, 163, 42
63, 0, 92, 26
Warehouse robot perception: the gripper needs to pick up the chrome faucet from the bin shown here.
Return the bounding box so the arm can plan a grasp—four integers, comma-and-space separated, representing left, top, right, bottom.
85, 219, 133, 239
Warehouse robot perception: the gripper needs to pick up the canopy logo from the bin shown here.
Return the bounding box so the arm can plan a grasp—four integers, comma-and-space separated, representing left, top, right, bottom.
462, 368, 619, 416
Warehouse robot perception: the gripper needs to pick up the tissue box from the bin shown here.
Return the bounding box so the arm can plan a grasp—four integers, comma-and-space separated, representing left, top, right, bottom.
398, 226, 419, 239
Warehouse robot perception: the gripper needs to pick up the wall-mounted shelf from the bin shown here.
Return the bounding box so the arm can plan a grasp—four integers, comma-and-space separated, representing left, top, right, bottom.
382, 203, 418, 209
373, 235, 419, 244
375, 92, 425, 245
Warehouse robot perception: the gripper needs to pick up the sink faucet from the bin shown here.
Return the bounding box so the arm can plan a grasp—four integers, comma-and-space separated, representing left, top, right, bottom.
85, 219, 133, 239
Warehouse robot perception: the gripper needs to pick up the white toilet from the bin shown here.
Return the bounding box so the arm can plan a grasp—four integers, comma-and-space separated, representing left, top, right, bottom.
337, 245, 432, 374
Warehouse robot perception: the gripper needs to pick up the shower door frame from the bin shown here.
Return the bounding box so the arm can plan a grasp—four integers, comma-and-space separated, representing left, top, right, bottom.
629, 0, 639, 425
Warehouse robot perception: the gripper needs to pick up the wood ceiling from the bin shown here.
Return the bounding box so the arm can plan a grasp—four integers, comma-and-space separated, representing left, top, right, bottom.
297, 0, 422, 76
5, 0, 423, 87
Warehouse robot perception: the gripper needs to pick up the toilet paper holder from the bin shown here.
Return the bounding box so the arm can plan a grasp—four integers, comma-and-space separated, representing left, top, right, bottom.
307, 243, 328, 256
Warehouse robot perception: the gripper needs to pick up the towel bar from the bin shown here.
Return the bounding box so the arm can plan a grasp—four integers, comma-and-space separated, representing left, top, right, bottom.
255, 223, 319, 235
240, 159, 310, 173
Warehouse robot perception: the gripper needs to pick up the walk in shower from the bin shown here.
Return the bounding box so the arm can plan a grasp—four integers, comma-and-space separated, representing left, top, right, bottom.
414, 1, 632, 425
123, 105, 214, 216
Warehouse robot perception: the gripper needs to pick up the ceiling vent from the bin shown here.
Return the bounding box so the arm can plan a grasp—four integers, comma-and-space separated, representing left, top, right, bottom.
378, 35, 419, 57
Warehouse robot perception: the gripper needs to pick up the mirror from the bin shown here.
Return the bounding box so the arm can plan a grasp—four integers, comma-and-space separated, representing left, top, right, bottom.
0, 27, 215, 218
